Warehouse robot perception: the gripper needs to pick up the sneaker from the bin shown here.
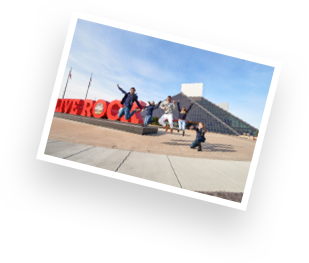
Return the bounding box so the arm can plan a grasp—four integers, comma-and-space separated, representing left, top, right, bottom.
134, 109, 141, 112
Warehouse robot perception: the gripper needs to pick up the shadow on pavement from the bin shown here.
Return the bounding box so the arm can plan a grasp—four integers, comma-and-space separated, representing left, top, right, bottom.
162, 141, 236, 153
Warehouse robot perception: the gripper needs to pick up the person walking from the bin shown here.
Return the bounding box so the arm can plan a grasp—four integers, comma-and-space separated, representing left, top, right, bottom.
143, 101, 162, 126
117, 84, 143, 120
177, 100, 193, 136
158, 96, 176, 133
190, 122, 207, 151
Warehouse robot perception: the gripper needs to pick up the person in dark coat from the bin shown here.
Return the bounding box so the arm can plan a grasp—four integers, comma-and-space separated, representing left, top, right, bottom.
190, 122, 207, 151
177, 100, 193, 136
117, 84, 143, 120
143, 101, 162, 126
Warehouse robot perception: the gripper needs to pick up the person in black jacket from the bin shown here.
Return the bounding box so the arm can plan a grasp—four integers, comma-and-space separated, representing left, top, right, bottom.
143, 101, 161, 126
177, 100, 193, 136
117, 84, 143, 120
190, 122, 207, 151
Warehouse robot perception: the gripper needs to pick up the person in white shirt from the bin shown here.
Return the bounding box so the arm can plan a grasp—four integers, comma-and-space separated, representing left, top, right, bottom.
158, 96, 176, 133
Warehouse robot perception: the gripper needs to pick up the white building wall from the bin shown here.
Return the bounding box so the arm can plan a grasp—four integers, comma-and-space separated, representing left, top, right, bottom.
181, 83, 229, 111
181, 83, 203, 97
215, 102, 229, 111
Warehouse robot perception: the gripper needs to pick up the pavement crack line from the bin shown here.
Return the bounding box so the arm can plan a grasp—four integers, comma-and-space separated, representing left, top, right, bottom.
208, 162, 244, 188
114, 151, 131, 172
47, 140, 60, 144
63, 146, 95, 159
167, 155, 183, 188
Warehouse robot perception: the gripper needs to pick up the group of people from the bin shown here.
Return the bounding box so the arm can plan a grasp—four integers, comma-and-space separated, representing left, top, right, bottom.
116, 84, 206, 151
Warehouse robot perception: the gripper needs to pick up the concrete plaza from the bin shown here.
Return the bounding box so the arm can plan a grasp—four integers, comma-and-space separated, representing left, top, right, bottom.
47, 117, 256, 161
44, 117, 255, 198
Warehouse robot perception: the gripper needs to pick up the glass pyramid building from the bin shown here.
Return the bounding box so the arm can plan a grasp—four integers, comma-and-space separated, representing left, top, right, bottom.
142, 92, 259, 136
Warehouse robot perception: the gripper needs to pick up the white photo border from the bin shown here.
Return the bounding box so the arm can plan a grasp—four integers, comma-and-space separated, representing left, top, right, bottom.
36, 11, 282, 211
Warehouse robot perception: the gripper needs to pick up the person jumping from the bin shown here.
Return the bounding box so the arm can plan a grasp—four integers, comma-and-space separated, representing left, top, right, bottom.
177, 100, 193, 136
158, 96, 176, 133
143, 101, 162, 126
117, 84, 143, 120
190, 122, 207, 151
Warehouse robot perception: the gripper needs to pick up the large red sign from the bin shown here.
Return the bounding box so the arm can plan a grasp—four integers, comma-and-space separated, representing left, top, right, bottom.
55, 98, 146, 124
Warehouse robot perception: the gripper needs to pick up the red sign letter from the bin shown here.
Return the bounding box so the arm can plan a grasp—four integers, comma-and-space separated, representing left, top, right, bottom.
60, 99, 69, 113
70, 99, 84, 115
81, 100, 94, 117
92, 100, 110, 119
130, 101, 146, 124
107, 100, 121, 121
55, 99, 63, 112
64, 99, 74, 113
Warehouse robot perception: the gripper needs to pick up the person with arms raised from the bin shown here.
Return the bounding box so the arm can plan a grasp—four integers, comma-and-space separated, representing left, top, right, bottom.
177, 100, 193, 136
117, 84, 143, 120
143, 100, 162, 126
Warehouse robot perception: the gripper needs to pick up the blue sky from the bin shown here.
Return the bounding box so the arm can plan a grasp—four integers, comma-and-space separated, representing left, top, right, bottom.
60, 19, 274, 129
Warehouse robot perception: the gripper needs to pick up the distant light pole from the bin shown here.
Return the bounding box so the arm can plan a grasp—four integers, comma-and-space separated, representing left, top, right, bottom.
85, 73, 93, 100
62, 67, 72, 99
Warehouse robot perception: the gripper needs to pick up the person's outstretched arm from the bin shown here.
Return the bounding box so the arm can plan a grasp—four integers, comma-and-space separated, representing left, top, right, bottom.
134, 96, 143, 110
155, 101, 162, 109
172, 100, 176, 110
186, 102, 193, 113
177, 101, 181, 112
117, 84, 127, 94
143, 102, 151, 109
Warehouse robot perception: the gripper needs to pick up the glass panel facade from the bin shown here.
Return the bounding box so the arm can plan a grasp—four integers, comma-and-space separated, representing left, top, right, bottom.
141, 93, 259, 136
190, 96, 258, 135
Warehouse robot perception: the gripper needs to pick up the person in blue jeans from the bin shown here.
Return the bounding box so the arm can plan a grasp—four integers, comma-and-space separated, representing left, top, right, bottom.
117, 84, 143, 120
190, 122, 207, 151
177, 100, 193, 136
143, 100, 162, 126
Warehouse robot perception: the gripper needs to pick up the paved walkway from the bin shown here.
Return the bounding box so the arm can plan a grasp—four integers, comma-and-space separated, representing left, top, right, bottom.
48, 117, 256, 161
45, 139, 250, 192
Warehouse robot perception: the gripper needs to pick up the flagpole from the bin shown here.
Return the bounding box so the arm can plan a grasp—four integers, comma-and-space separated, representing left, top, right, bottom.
62, 67, 72, 99
85, 73, 93, 100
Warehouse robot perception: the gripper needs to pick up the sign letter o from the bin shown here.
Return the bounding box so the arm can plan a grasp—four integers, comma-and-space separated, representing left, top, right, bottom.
92, 100, 110, 119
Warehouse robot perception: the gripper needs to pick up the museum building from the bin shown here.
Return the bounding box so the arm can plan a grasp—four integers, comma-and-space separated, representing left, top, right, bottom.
142, 83, 259, 136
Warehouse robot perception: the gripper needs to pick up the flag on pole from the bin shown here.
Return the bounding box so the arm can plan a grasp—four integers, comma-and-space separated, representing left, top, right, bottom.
69, 71, 72, 79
